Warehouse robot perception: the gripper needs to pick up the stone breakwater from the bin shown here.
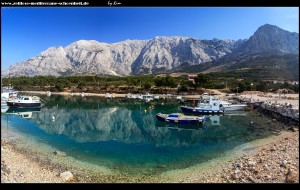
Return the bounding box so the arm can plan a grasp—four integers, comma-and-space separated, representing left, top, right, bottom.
238, 94, 299, 125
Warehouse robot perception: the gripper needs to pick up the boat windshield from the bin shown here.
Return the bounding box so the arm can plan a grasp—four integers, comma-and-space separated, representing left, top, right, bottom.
168, 114, 179, 118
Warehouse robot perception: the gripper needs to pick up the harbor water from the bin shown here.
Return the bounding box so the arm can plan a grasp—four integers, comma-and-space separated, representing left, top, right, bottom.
1, 95, 285, 178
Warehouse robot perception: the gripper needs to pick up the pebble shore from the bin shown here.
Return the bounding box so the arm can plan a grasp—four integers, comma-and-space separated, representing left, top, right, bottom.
1, 139, 63, 183
196, 130, 299, 183
1, 129, 298, 183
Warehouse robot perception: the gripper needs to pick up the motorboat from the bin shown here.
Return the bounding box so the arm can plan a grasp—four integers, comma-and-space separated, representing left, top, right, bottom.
181, 96, 225, 114
1, 102, 9, 113
176, 96, 182, 100
219, 100, 248, 111
154, 95, 159, 100
156, 113, 206, 125
142, 93, 154, 102
46, 91, 51, 96
6, 95, 42, 108
105, 93, 113, 98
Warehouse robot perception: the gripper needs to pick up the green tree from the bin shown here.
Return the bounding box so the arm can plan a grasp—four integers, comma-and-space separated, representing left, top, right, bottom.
256, 82, 268, 92
164, 75, 177, 87
143, 82, 152, 90
195, 74, 210, 87
55, 83, 65, 92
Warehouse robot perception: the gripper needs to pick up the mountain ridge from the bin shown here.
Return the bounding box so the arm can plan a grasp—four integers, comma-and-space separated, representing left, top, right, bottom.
2, 24, 298, 78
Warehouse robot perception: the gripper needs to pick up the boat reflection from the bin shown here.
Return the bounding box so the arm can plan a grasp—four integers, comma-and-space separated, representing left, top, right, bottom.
4, 107, 41, 119
207, 115, 221, 126
157, 123, 207, 131
156, 114, 223, 130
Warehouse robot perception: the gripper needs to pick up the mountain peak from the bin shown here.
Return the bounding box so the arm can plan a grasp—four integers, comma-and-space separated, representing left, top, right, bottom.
238, 24, 299, 54
259, 23, 278, 29
255, 24, 290, 34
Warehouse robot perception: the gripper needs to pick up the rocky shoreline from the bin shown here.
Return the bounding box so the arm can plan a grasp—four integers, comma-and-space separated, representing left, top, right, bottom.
1, 139, 63, 183
199, 130, 299, 183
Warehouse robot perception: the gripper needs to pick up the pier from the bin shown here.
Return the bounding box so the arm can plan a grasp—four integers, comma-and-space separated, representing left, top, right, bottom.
237, 93, 299, 126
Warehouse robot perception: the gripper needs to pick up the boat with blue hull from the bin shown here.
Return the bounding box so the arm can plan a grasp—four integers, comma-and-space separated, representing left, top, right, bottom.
156, 113, 206, 125
6, 96, 42, 108
181, 96, 225, 114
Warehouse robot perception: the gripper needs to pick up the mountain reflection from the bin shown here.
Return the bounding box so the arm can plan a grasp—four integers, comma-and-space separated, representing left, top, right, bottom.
4, 95, 273, 147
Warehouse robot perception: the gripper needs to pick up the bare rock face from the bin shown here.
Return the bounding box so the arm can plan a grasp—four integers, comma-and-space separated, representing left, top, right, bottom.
238, 24, 299, 54
3, 46, 73, 77
2, 24, 298, 77
131, 36, 239, 74
2, 37, 241, 77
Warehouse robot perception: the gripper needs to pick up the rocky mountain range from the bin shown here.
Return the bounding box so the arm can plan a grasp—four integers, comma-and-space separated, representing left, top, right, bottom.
2, 24, 298, 77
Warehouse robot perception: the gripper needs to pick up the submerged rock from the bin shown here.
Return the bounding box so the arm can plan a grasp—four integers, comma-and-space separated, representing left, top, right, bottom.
53, 151, 66, 157
60, 171, 74, 182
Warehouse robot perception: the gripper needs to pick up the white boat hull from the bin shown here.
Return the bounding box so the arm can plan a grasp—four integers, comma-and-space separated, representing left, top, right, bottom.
222, 104, 248, 111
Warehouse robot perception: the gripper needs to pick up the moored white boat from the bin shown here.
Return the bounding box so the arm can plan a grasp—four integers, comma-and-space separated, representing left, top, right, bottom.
142, 93, 154, 102
1, 103, 9, 113
181, 96, 225, 114
46, 91, 51, 96
105, 93, 113, 98
1, 87, 18, 99
176, 96, 182, 100
219, 100, 248, 111
6, 95, 42, 108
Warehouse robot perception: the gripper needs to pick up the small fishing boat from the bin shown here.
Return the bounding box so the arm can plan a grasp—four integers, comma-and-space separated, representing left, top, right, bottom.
105, 93, 113, 98
1, 103, 9, 113
156, 113, 206, 125
46, 91, 51, 96
142, 93, 154, 102
1, 86, 18, 99
176, 96, 182, 100
181, 96, 225, 114
6, 95, 42, 108
219, 100, 248, 111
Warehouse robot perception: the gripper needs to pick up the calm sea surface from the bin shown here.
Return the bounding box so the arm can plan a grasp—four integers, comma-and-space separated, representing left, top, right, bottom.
1, 95, 283, 175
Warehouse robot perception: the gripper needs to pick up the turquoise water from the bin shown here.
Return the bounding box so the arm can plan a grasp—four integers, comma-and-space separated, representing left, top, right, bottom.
1, 95, 282, 175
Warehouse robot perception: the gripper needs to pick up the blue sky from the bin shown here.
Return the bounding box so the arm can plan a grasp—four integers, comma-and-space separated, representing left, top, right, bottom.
1, 7, 299, 70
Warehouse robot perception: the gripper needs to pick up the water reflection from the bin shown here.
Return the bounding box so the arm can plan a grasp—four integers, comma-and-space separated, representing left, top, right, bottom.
1, 95, 286, 174
2, 95, 276, 148
5, 107, 41, 119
